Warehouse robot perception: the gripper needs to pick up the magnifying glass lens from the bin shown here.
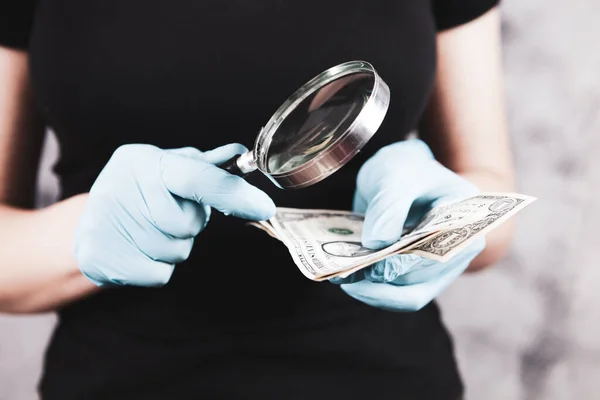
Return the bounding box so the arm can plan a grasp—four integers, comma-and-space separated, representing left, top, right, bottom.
266, 72, 375, 175
219, 61, 389, 189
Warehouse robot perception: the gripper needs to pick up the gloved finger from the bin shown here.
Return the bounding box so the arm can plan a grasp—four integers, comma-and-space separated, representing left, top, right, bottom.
164, 143, 248, 165
352, 188, 368, 215
339, 255, 471, 312
328, 253, 426, 285
356, 140, 436, 206
353, 190, 434, 235
114, 258, 175, 287
390, 237, 485, 285
75, 234, 175, 287
105, 145, 210, 239
363, 253, 428, 283
174, 200, 212, 237
355, 143, 434, 248
196, 143, 249, 165
357, 143, 478, 249
147, 192, 211, 239
163, 146, 244, 237
137, 236, 195, 265
361, 181, 479, 250
328, 270, 368, 285
165, 147, 204, 158
160, 152, 275, 221
361, 190, 416, 249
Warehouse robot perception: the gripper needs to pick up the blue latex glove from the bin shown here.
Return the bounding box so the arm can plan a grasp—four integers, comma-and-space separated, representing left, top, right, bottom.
74, 143, 275, 287
330, 139, 486, 312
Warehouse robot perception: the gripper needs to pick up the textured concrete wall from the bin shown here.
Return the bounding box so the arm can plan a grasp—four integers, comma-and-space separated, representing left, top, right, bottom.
2, 1, 599, 399
438, 1, 600, 399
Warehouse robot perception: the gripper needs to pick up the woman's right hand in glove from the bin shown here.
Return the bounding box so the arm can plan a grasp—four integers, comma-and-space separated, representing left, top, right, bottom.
73, 143, 275, 288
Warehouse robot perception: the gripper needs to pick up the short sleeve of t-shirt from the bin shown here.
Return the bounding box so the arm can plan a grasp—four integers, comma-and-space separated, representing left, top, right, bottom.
0, 1, 37, 50
431, 0, 500, 31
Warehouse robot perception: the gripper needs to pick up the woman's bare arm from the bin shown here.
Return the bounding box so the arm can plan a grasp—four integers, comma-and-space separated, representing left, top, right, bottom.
0, 46, 99, 314
419, 7, 516, 272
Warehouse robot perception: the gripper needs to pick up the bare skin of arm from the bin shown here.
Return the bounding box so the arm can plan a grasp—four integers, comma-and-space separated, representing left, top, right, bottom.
419, 7, 516, 272
0, 46, 99, 314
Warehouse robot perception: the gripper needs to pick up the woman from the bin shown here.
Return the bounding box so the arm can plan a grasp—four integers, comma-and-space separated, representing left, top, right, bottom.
0, 0, 515, 399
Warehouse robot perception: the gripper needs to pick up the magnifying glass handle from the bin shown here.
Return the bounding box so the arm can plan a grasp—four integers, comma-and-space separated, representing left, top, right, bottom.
218, 150, 258, 177
219, 154, 246, 177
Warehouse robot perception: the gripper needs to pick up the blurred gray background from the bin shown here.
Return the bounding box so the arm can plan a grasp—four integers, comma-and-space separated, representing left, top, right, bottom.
2, 0, 599, 399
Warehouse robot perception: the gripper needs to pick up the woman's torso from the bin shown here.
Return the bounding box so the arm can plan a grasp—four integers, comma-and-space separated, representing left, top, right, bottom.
27, 1, 462, 398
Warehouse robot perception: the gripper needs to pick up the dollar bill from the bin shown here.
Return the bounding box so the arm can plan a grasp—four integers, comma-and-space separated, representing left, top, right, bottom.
249, 192, 536, 281
404, 193, 537, 261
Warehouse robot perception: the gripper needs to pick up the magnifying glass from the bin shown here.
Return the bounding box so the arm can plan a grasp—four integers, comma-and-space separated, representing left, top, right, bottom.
220, 60, 390, 189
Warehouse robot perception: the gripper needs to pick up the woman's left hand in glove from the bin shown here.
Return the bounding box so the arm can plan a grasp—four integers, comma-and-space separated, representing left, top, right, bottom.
329, 139, 486, 312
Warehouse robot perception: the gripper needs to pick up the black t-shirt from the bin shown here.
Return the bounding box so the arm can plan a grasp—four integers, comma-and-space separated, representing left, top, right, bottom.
2, 1, 498, 399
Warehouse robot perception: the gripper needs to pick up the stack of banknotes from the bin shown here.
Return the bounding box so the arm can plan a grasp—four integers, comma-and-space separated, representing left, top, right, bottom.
248, 193, 536, 281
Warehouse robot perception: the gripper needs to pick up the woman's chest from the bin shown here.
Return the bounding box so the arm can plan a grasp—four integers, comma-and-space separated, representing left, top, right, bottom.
28, 0, 437, 150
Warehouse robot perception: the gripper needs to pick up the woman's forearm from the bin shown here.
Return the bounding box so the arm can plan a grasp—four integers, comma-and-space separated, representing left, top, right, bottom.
0, 47, 99, 313
0, 193, 100, 314
418, 7, 515, 272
